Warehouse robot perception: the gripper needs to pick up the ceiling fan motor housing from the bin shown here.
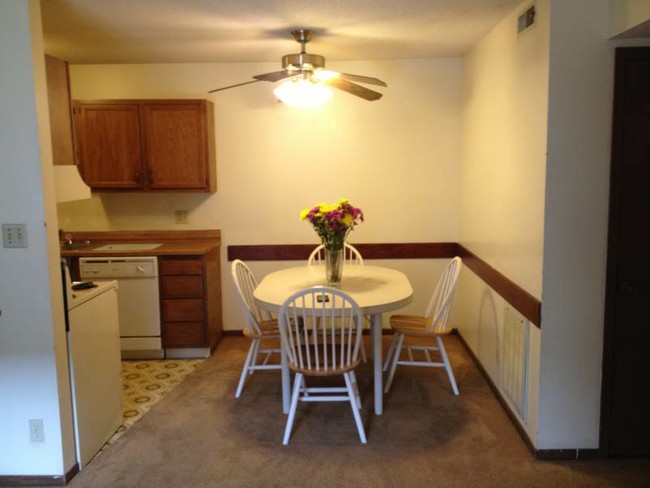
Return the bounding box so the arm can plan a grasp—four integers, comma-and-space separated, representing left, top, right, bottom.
281, 53, 325, 71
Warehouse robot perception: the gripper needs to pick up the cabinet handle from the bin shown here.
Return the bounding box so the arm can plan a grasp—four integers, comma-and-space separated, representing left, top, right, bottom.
134, 171, 140, 182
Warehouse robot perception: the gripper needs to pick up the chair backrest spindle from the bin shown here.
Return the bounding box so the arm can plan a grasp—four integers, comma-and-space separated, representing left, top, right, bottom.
424, 256, 462, 334
231, 259, 274, 337
279, 287, 363, 374
307, 243, 364, 266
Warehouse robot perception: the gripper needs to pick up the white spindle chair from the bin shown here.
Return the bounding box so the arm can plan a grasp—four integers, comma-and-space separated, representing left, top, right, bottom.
278, 286, 367, 445
308, 242, 368, 362
307, 242, 364, 266
231, 259, 282, 398
383, 257, 463, 395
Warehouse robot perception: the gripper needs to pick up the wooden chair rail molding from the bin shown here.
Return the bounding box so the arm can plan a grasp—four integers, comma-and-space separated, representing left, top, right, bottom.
227, 242, 542, 328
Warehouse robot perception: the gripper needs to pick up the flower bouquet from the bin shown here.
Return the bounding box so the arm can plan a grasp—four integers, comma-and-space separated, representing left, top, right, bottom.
300, 198, 364, 284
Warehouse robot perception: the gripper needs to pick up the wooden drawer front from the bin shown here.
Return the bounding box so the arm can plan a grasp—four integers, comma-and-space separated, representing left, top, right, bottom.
163, 299, 203, 322
161, 276, 203, 298
160, 259, 202, 276
163, 322, 205, 347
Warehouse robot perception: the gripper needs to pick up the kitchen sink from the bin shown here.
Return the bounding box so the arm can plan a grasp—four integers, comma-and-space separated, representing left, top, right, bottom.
60, 241, 94, 251
93, 243, 163, 251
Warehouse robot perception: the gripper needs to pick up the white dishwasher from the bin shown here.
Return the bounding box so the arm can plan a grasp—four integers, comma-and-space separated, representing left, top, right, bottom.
80, 256, 163, 359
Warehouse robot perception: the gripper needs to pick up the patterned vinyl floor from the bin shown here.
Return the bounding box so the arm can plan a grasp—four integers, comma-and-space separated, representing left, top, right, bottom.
104, 359, 204, 446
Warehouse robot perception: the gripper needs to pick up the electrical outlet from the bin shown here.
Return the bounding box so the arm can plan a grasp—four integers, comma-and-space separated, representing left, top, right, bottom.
2, 223, 28, 248
29, 419, 44, 442
174, 210, 188, 224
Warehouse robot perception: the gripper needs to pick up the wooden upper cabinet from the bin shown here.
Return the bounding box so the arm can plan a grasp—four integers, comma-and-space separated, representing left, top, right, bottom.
144, 103, 211, 190
44, 55, 75, 166
73, 100, 216, 192
74, 103, 143, 189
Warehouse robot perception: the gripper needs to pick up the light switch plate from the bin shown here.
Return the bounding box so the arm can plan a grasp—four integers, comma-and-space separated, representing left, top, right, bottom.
2, 223, 28, 248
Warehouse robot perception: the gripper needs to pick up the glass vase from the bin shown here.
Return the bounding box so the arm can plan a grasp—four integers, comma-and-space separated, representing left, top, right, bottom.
325, 247, 344, 286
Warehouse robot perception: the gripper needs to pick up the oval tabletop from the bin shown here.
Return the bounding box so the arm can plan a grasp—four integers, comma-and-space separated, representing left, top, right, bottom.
254, 265, 414, 314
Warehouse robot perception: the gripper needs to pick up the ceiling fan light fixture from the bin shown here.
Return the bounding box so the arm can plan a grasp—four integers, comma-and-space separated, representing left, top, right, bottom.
273, 78, 333, 109
312, 70, 340, 82
209, 29, 386, 102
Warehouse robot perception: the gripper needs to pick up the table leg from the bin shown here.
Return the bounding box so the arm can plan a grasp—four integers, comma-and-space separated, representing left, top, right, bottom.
281, 346, 290, 414
372, 313, 383, 415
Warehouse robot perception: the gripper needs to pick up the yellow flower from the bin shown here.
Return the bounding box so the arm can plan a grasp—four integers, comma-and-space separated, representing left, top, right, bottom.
300, 198, 364, 250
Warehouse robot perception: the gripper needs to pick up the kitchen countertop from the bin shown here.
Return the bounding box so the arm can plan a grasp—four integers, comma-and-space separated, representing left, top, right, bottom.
68, 280, 118, 309
60, 229, 221, 257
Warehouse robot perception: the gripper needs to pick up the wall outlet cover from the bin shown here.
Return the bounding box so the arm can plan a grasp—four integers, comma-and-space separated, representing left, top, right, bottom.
2, 223, 28, 248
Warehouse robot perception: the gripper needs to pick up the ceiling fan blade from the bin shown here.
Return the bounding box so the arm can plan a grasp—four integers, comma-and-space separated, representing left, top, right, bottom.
252, 70, 297, 82
208, 79, 262, 93
323, 77, 383, 101
339, 73, 387, 87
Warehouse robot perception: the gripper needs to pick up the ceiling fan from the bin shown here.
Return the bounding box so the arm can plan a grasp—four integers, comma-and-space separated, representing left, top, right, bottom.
208, 29, 387, 102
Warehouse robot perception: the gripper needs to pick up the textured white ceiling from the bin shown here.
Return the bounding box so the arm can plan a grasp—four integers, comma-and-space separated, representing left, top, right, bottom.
41, 0, 523, 64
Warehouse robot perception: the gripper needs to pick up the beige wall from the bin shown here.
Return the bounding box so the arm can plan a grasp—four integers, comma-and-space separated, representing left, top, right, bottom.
459, 1, 548, 299
456, 0, 550, 444
0, 0, 74, 476
537, 0, 647, 451
610, 0, 650, 37
60, 58, 464, 331
458, 0, 650, 450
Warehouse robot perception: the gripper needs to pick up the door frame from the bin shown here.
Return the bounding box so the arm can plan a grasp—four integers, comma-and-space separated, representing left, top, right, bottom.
599, 46, 650, 456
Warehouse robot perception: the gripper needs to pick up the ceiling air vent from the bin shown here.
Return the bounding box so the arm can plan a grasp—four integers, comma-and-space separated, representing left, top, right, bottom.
517, 4, 536, 34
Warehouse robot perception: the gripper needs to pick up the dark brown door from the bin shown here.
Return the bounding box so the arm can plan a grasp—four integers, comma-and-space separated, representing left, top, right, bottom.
602, 47, 650, 457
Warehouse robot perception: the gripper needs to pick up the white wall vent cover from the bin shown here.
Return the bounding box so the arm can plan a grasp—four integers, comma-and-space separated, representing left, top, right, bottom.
501, 306, 530, 421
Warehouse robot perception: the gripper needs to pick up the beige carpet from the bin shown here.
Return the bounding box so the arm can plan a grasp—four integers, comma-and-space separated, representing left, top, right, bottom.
68, 336, 650, 488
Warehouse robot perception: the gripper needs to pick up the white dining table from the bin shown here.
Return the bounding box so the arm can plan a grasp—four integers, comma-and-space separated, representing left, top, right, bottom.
253, 264, 413, 415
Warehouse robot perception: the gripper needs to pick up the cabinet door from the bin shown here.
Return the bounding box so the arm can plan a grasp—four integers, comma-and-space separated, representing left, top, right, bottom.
45, 55, 75, 166
143, 102, 210, 190
74, 103, 144, 189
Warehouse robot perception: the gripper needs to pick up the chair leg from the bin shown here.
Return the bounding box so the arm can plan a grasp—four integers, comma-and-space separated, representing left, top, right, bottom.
437, 336, 459, 395
360, 337, 368, 363
344, 372, 367, 444
383, 334, 398, 372
283, 373, 304, 445
300, 375, 309, 398
235, 338, 258, 398
384, 333, 404, 393
350, 370, 362, 409
249, 338, 261, 373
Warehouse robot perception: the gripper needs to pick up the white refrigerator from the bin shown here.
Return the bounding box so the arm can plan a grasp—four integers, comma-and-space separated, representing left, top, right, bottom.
65, 277, 122, 469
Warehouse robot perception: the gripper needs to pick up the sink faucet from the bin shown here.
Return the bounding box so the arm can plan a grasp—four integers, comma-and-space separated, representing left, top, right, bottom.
59, 229, 73, 245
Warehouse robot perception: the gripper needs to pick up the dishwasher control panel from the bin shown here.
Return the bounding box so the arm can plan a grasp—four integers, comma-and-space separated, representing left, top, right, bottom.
80, 256, 158, 278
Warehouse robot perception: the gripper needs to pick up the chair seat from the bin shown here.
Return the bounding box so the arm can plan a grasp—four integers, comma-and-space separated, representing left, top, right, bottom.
243, 319, 280, 339
290, 345, 362, 376
390, 315, 450, 336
